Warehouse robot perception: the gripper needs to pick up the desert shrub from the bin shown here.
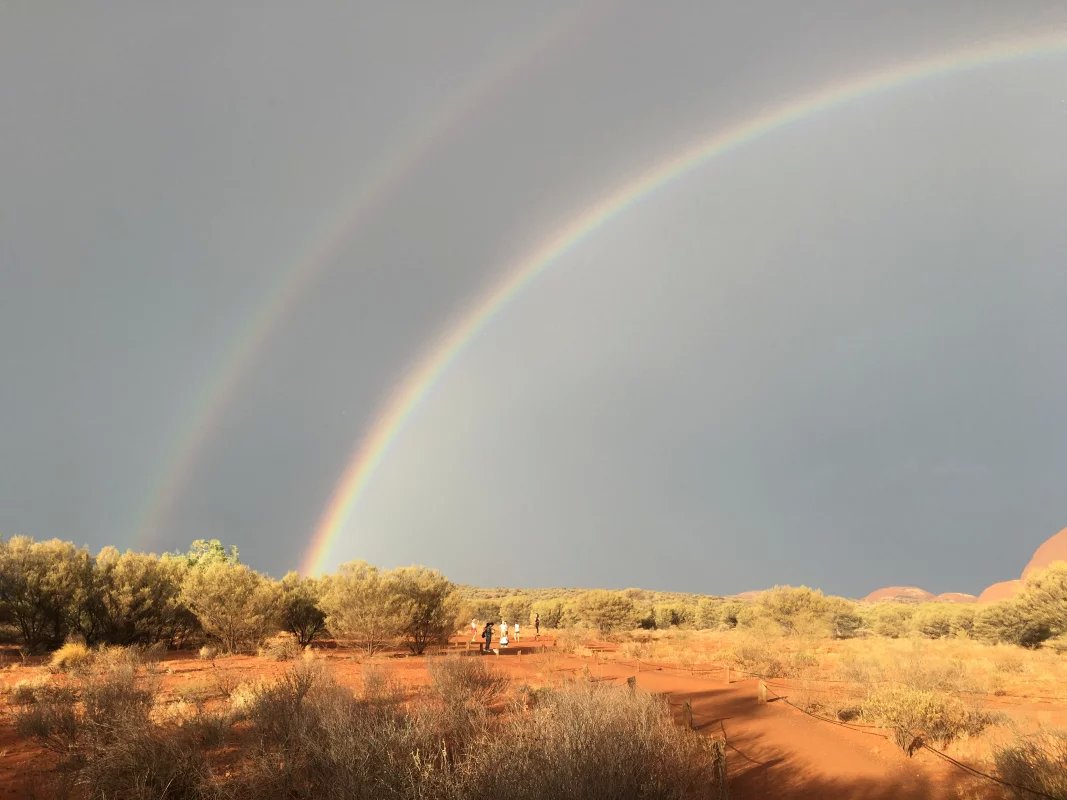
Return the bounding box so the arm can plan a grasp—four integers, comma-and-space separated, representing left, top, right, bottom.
0, 536, 94, 651
427, 655, 509, 707
233, 667, 720, 800
81, 663, 156, 732
261, 632, 301, 661
994, 730, 1067, 799
569, 590, 637, 634
50, 641, 93, 672
973, 601, 1052, 648
14, 683, 79, 751
76, 724, 211, 800
695, 598, 723, 629
730, 636, 789, 678
861, 685, 991, 751
390, 566, 460, 655
10, 677, 48, 705
862, 603, 915, 638
182, 561, 279, 653
652, 603, 694, 630
277, 572, 327, 646
499, 595, 532, 628
718, 599, 743, 628
85, 547, 194, 647
911, 604, 974, 639
198, 644, 218, 660
826, 597, 864, 639
481, 681, 717, 800
321, 561, 404, 656
752, 586, 832, 635
529, 598, 564, 630
1019, 563, 1067, 637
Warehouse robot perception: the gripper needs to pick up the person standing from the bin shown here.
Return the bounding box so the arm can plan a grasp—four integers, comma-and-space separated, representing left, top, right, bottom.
470, 618, 478, 644
534, 613, 540, 639
481, 621, 494, 654
500, 620, 507, 647
513, 620, 521, 642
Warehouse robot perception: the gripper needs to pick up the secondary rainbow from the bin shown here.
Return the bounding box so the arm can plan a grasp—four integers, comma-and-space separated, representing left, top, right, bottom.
132, 5, 599, 551
303, 32, 1067, 574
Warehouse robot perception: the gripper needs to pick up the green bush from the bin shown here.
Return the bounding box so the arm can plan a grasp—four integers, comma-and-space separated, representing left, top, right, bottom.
994, 730, 1067, 799
861, 685, 991, 751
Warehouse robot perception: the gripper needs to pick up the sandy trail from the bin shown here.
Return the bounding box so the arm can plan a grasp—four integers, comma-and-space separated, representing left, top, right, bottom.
500, 647, 996, 800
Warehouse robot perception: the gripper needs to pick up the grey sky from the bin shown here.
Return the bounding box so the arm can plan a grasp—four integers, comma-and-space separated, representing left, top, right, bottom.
3, 2, 1067, 597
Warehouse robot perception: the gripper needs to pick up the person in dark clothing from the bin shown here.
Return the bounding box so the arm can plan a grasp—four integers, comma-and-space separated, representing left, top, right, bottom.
534, 613, 540, 639
482, 621, 494, 654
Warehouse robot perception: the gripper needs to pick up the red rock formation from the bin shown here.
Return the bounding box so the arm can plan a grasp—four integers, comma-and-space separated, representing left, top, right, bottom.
863, 586, 934, 603
934, 592, 977, 604
977, 579, 1023, 604
1022, 526, 1067, 579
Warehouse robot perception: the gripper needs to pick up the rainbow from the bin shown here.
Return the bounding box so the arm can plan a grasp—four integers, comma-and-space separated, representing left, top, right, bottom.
133, 5, 600, 550
302, 31, 1067, 575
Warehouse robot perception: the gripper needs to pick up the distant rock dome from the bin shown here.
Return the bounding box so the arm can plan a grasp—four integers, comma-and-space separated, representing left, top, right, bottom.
863, 586, 934, 603
934, 592, 977, 604
1022, 526, 1067, 579
977, 579, 1023, 604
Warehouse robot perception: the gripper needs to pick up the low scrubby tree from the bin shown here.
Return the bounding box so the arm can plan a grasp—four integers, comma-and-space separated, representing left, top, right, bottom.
0, 536, 93, 651
181, 561, 278, 653
389, 566, 458, 655
571, 590, 636, 634
83, 548, 192, 646
321, 561, 404, 655
277, 572, 327, 647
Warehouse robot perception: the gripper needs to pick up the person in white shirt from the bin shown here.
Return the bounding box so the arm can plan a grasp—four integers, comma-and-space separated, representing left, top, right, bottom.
513, 621, 521, 642
500, 620, 508, 646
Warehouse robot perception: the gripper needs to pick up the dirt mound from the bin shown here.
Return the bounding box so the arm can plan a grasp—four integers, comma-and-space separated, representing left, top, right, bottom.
863, 586, 934, 603
934, 592, 977, 603
1022, 526, 1067, 579
977, 579, 1023, 603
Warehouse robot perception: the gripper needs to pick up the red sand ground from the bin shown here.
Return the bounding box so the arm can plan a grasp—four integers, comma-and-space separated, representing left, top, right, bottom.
0, 638, 1022, 800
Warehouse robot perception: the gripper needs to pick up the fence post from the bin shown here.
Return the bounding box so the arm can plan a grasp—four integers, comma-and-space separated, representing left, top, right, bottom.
757, 681, 768, 704
683, 699, 694, 730
710, 738, 728, 800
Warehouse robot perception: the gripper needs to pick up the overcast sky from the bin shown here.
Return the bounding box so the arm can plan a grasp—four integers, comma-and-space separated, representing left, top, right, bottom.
3, 2, 1067, 597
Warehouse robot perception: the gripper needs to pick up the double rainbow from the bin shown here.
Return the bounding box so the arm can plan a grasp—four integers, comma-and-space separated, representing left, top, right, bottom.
298, 32, 1067, 574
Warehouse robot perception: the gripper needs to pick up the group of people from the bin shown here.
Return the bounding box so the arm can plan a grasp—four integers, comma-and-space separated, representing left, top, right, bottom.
471, 613, 540, 653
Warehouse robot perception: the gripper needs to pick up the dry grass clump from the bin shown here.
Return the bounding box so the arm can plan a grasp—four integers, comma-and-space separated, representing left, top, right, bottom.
860, 685, 992, 752
729, 636, 790, 678
483, 680, 715, 800
15, 659, 212, 798
260, 632, 301, 661
994, 730, 1067, 799
218, 663, 720, 800
427, 655, 509, 706
49, 641, 93, 672
14, 682, 79, 751
198, 645, 218, 661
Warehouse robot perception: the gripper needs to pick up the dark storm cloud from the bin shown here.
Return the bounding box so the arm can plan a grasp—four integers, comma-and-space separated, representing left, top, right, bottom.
3, 2, 1066, 597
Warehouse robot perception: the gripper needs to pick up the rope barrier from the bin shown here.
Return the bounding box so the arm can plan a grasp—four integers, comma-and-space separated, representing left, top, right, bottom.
759, 683, 1061, 800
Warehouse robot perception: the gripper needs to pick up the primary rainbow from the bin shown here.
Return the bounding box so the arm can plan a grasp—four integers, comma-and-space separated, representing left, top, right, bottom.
303, 32, 1067, 574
